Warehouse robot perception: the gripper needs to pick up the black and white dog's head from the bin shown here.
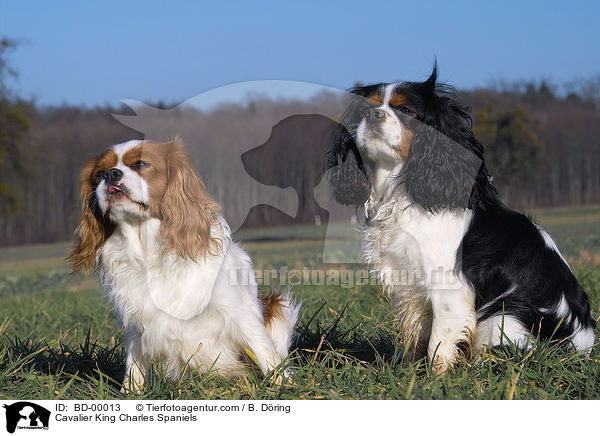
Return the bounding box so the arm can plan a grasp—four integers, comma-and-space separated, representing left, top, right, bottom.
328, 64, 497, 213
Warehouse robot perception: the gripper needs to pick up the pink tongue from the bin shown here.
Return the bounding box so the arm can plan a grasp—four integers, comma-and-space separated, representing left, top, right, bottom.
108, 185, 121, 194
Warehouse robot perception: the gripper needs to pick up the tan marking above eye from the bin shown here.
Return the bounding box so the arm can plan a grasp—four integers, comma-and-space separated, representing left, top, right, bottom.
122, 146, 144, 168
389, 93, 408, 108
122, 142, 172, 171
366, 93, 383, 106
96, 150, 118, 170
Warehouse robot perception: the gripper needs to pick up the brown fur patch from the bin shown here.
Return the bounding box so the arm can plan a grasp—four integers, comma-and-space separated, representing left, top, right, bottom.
157, 138, 222, 259
397, 124, 414, 160
96, 149, 118, 170
120, 142, 171, 217
389, 93, 408, 108
366, 93, 383, 106
122, 145, 144, 169
261, 291, 285, 327
68, 156, 115, 275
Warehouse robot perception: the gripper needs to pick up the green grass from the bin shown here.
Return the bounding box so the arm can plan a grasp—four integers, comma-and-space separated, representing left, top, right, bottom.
1, 206, 599, 400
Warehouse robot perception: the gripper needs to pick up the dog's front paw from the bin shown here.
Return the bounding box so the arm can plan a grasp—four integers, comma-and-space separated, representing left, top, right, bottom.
271, 368, 294, 385
121, 375, 145, 394
431, 356, 451, 374
429, 341, 458, 374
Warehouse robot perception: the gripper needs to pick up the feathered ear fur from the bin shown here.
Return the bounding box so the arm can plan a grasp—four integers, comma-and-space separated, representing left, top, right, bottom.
399, 64, 497, 212
160, 140, 222, 259
68, 158, 114, 275
326, 121, 370, 207
326, 85, 383, 207
421, 62, 438, 95
398, 125, 482, 212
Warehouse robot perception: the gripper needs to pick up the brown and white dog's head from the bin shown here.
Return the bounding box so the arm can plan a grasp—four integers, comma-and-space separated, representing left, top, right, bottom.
69, 138, 221, 274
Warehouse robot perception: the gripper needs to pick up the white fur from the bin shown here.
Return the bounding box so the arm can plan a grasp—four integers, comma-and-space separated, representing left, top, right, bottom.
554, 294, 572, 323
356, 95, 477, 370
536, 224, 572, 271
95, 141, 299, 391
357, 84, 406, 166
363, 184, 475, 370
96, 141, 151, 223
360, 160, 475, 372
549, 294, 594, 352
474, 314, 532, 351
570, 321, 595, 352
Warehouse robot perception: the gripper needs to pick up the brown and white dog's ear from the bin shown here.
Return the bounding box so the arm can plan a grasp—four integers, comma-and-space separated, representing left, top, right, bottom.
68, 157, 114, 275
160, 140, 222, 260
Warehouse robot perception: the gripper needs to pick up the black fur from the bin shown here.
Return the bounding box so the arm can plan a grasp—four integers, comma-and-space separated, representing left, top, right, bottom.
398, 124, 482, 212
326, 108, 370, 207
396, 65, 497, 212
460, 201, 595, 344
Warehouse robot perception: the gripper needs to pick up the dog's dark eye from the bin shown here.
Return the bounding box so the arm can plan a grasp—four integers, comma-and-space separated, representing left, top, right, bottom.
398, 106, 414, 116
131, 160, 150, 170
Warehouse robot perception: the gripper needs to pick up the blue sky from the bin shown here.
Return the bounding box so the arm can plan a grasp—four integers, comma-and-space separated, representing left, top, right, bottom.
1, 0, 599, 106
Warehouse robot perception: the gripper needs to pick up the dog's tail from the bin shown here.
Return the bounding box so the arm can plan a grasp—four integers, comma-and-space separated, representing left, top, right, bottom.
261, 289, 301, 358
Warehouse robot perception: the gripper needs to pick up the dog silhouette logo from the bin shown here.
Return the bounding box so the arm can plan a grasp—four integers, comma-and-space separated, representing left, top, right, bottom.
2, 402, 50, 433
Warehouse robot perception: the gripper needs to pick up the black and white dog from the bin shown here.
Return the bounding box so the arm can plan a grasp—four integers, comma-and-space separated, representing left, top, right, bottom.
328, 65, 595, 371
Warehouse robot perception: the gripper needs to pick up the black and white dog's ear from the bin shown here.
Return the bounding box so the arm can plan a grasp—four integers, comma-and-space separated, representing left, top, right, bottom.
398, 125, 482, 213
398, 62, 492, 212
420, 62, 438, 96
326, 121, 370, 207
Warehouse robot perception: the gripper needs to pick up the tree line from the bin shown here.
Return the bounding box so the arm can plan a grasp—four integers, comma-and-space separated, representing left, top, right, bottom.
1, 45, 599, 246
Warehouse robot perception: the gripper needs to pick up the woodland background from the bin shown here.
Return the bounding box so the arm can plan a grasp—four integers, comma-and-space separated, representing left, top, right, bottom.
1, 38, 600, 246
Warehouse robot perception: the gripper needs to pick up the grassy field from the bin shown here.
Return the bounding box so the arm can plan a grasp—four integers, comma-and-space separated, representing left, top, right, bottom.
0, 206, 599, 400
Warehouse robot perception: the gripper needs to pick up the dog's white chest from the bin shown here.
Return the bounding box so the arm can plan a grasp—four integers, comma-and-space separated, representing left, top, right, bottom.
363, 199, 471, 290
98, 219, 225, 327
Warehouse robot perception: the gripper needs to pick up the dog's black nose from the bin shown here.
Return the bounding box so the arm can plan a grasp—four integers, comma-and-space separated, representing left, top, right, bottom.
372, 109, 386, 119
366, 108, 386, 120
105, 168, 123, 183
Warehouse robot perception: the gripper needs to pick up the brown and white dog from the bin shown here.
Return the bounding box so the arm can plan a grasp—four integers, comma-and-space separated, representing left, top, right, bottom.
69, 138, 299, 391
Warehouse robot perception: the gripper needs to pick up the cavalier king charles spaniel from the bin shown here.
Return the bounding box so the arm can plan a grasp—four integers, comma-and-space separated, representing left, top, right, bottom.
328, 65, 595, 372
69, 138, 300, 391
